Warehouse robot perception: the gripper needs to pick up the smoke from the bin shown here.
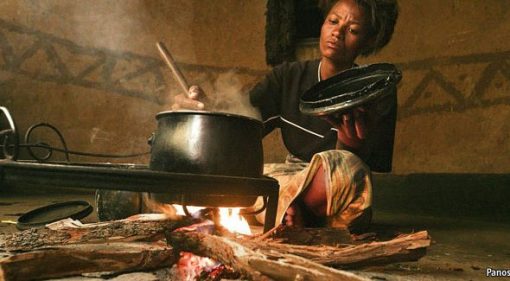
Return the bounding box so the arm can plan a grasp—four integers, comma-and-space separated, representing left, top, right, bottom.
65, 2, 260, 121
206, 71, 262, 121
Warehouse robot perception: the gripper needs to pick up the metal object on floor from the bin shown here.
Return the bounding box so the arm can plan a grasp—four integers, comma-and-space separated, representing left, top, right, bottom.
0, 160, 280, 232
16, 200, 93, 230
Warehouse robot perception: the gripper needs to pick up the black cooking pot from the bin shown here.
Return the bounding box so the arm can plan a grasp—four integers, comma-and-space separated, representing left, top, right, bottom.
148, 110, 264, 207
149, 110, 264, 177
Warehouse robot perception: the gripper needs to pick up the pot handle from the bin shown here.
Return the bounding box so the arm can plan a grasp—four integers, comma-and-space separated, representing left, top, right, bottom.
147, 132, 155, 146
0, 106, 20, 160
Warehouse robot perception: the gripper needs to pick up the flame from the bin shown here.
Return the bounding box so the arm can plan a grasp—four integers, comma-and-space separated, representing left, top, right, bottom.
218, 208, 251, 235
173, 205, 206, 217
171, 204, 252, 235
143, 193, 252, 235
144, 197, 252, 279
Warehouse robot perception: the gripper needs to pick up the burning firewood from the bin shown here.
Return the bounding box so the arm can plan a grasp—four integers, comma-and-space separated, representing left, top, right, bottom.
167, 225, 430, 279
167, 230, 370, 281
0, 213, 195, 252
170, 230, 271, 281
0, 206, 431, 281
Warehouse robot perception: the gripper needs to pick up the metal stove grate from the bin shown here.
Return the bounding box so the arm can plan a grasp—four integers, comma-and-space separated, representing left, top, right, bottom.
0, 160, 279, 232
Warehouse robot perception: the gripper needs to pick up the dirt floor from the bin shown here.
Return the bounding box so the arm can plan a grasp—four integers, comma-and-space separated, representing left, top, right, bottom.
356, 212, 510, 280
1, 187, 509, 281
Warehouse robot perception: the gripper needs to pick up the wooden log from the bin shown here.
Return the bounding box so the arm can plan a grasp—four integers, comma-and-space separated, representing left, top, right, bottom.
249, 254, 368, 281
1, 214, 195, 252
256, 226, 353, 246
0, 241, 175, 281
169, 230, 272, 281
242, 230, 430, 268
167, 231, 369, 281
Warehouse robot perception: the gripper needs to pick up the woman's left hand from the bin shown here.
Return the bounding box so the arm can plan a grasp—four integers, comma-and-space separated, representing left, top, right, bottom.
324, 107, 367, 149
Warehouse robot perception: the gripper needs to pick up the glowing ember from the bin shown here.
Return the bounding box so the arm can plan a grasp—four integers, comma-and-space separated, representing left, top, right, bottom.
144, 197, 252, 279
160, 203, 252, 279
176, 252, 218, 280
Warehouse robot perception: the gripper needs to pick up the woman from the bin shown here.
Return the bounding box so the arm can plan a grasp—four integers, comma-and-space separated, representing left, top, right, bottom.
173, 0, 399, 232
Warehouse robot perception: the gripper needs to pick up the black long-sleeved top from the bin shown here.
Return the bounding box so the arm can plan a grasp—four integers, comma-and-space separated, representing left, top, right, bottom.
249, 60, 397, 173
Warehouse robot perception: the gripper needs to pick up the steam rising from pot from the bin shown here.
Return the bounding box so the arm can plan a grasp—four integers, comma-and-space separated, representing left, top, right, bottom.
169, 70, 262, 121
207, 71, 261, 121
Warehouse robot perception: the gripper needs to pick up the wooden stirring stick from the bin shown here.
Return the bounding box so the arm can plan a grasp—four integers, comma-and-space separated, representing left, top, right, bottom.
156, 41, 190, 95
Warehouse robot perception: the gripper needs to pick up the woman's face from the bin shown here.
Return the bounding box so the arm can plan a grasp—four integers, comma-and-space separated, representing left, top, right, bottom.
320, 0, 371, 65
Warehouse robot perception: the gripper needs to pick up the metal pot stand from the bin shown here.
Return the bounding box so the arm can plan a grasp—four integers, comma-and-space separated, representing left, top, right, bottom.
0, 106, 280, 232
0, 160, 279, 232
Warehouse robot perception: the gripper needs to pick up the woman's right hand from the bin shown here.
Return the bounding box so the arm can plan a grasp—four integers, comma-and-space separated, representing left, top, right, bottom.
323, 107, 367, 150
171, 85, 207, 110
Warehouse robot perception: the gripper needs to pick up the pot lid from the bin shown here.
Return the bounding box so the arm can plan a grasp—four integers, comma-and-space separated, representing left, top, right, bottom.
300, 63, 402, 116
16, 200, 93, 230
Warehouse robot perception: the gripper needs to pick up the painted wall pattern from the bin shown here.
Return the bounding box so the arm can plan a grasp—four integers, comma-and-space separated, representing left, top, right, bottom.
1, 18, 509, 120
397, 52, 510, 120
0, 18, 265, 105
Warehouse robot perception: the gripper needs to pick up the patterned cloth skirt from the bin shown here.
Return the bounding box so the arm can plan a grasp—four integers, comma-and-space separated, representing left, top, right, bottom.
253, 150, 373, 232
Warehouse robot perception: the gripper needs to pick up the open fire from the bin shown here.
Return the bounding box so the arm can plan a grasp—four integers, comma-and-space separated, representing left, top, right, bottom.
166, 204, 252, 236
0, 203, 431, 281
154, 203, 252, 280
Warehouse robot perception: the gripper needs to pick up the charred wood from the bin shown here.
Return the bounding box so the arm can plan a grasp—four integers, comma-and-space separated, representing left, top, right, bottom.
169, 230, 272, 281
167, 230, 369, 281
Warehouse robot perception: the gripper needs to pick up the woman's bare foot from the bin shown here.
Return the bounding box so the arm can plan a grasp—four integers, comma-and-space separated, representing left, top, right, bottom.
284, 164, 329, 227
284, 202, 304, 227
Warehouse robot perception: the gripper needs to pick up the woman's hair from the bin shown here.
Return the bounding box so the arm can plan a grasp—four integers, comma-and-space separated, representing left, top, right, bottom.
323, 0, 399, 56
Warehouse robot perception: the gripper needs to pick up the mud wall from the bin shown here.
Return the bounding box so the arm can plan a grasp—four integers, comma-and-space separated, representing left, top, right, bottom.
0, 0, 268, 165
376, 0, 510, 173
0, 1, 509, 174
